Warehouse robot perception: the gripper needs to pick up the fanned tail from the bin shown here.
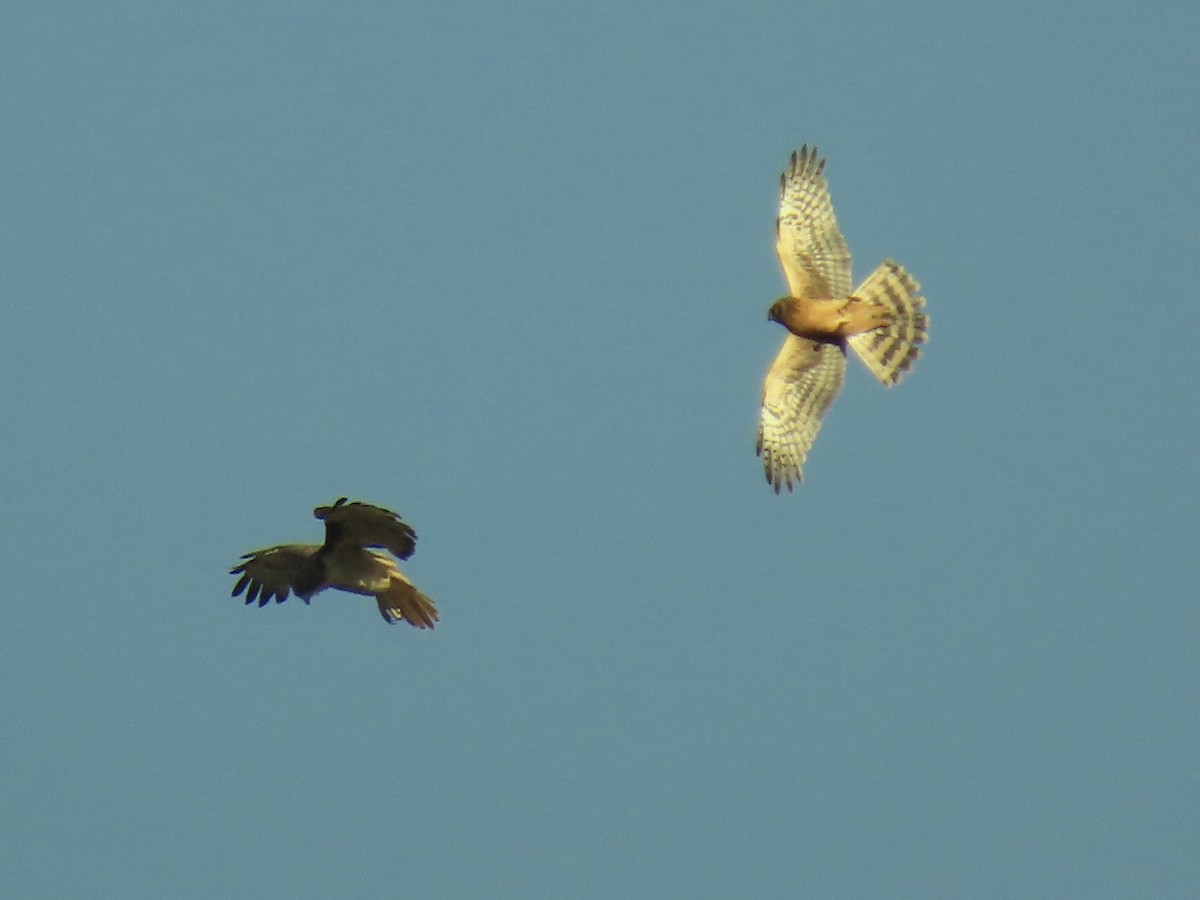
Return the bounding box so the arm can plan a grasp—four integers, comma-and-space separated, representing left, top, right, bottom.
377, 574, 439, 629
846, 260, 928, 386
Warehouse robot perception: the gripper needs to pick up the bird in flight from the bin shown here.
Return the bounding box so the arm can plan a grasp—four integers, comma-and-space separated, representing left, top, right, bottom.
230, 498, 438, 628
757, 145, 928, 492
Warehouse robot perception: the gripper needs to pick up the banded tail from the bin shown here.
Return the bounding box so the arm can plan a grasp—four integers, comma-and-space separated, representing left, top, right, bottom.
846, 260, 928, 386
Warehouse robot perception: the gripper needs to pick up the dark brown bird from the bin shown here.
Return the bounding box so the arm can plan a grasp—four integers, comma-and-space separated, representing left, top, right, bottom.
230, 498, 438, 628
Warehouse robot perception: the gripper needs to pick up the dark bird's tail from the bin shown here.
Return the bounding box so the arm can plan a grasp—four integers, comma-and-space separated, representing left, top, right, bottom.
377, 574, 439, 628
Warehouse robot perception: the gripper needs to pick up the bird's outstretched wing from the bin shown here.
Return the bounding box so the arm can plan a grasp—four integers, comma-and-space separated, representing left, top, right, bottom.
775, 145, 852, 300
230, 544, 323, 606
314, 498, 417, 560
758, 337, 846, 492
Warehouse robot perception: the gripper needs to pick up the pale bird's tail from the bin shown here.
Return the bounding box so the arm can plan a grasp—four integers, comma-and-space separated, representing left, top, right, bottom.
846, 260, 928, 386
378, 573, 439, 628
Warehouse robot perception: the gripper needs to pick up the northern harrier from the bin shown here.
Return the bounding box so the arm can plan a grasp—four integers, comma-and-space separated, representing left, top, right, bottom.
757, 146, 928, 492
230, 498, 438, 627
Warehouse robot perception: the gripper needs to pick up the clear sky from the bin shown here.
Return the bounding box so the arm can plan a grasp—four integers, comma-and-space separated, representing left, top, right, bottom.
3, 2, 1196, 897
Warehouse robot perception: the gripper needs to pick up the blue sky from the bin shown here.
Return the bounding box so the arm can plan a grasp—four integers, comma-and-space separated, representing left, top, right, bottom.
3, 2, 1196, 897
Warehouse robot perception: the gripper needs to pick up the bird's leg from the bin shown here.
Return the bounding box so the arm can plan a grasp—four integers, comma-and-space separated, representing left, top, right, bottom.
836, 296, 892, 334
834, 299, 854, 333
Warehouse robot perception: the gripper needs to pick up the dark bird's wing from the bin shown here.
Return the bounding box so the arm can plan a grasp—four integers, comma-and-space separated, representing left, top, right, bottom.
313, 498, 417, 560
230, 544, 324, 606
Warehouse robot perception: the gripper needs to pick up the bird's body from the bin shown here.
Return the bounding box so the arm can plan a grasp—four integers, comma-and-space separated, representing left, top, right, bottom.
767, 294, 890, 342
757, 146, 928, 492
230, 499, 438, 628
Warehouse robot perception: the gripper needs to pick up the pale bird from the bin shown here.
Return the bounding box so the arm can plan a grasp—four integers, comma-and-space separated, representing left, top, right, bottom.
758, 146, 928, 492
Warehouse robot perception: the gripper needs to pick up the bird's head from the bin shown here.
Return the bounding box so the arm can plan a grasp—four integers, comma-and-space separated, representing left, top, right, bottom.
313, 497, 349, 520
767, 298, 787, 324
